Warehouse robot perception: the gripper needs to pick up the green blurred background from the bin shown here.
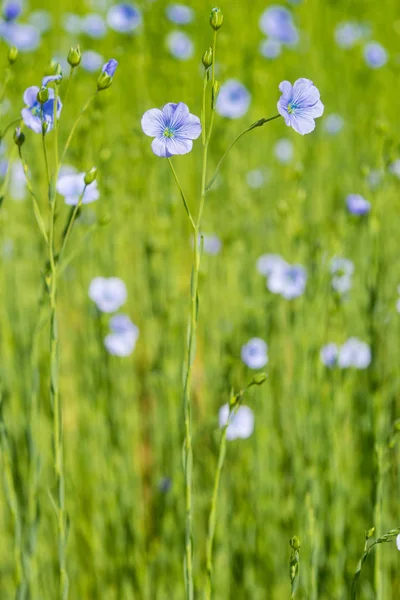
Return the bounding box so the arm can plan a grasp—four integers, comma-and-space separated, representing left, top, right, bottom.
1, 0, 400, 598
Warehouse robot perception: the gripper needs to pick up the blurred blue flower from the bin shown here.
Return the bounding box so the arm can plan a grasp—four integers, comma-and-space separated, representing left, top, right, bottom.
216, 79, 251, 119
219, 404, 255, 441
241, 338, 268, 369
89, 277, 127, 313
107, 3, 142, 33
166, 30, 194, 60
259, 6, 298, 46
57, 172, 99, 205
274, 138, 294, 164
323, 113, 344, 135
330, 257, 354, 295
334, 22, 364, 49
346, 193, 370, 215
246, 169, 266, 189
338, 337, 371, 369
141, 102, 201, 158
268, 261, 307, 299
256, 253, 287, 277
389, 159, 400, 179
1, 22, 40, 51
2, 0, 22, 22
81, 13, 107, 38
62, 13, 81, 34
320, 343, 339, 368
278, 78, 324, 135
194, 233, 222, 255
21, 86, 62, 134
104, 314, 139, 357
364, 42, 387, 68
166, 3, 194, 25
81, 50, 104, 72
259, 38, 281, 59
102, 58, 118, 77
159, 477, 172, 493
29, 10, 52, 33
10, 161, 26, 200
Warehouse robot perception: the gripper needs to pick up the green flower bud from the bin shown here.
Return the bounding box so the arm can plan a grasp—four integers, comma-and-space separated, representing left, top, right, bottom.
202, 47, 213, 69
210, 7, 223, 30
212, 80, 220, 108
84, 167, 97, 185
37, 86, 49, 104
290, 536, 300, 550
67, 45, 82, 68
13, 127, 25, 147
8, 46, 18, 65
366, 527, 375, 540
251, 373, 267, 385
97, 72, 113, 91
42, 121, 48, 135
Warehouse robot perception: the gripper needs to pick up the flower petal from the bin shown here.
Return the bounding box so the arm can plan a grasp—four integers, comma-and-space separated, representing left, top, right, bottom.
151, 137, 171, 158
23, 86, 39, 107
277, 98, 291, 125
175, 113, 201, 140
166, 137, 193, 155
21, 107, 42, 133
292, 78, 320, 107
278, 80, 292, 102
290, 113, 316, 135
141, 108, 165, 137
163, 102, 189, 129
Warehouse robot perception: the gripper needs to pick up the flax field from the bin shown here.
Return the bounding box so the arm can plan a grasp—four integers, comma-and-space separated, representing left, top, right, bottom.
1, 0, 400, 598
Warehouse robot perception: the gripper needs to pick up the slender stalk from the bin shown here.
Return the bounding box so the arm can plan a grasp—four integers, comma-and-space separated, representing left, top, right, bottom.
60, 94, 96, 164
18, 147, 48, 244
167, 159, 195, 230
0, 117, 22, 140
57, 187, 87, 262
205, 408, 231, 599
205, 114, 281, 192
48, 84, 69, 600
0, 67, 11, 107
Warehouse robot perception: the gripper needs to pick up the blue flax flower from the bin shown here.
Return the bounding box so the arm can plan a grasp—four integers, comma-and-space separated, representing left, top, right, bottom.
216, 79, 251, 119
141, 102, 201, 158
166, 4, 194, 25
21, 86, 62, 134
166, 31, 194, 60
57, 171, 99, 206
3, 0, 22, 22
89, 277, 127, 313
102, 58, 118, 77
241, 338, 268, 369
278, 78, 324, 135
1, 22, 40, 51
346, 193, 370, 215
107, 4, 142, 33
81, 50, 104, 72
364, 42, 387, 69
104, 314, 139, 357
219, 404, 254, 441
259, 6, 298, 46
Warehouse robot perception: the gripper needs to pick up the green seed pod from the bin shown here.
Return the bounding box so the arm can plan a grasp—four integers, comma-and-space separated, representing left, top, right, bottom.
37, 86, 49, 104
97, 72, 112, 91
13, 127, 25, 147
366, 527, 375, 540
8, 46, 18, 65
290, 536, 300, 550
67, 45, 82, 68
210, 7, 223, 30
202, 47, 213, 69
84, 167, 97, 185
212, 80, 220, 108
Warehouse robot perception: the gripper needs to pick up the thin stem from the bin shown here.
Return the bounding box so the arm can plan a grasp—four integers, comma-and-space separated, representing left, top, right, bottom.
167, 159, 195, 230
0, 117, 22, 140
60, 93, 96, 165
0, 67, 11, 107
18, 147, 48, 244
205, 114, 281, 192
57, 187, 87, 262
205, 409, 231, 600
42, 129, 51, 188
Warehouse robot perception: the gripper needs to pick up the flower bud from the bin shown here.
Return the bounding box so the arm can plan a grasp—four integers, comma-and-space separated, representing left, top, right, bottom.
84, 167, 97, 185
97, 58, 118, 91
210, 7, 223, 30
13, 127, 25, 147
37, 86, 49, 104
202, 47, 213, 69
212, 80, 220, 108
42, 121, 48, 134
366, 527, 375, 540
251, 373, 267, 385
290, 536, 300, 550
97, 72, 112, 91
68, 45, 81, 68
8, 45, 18, 65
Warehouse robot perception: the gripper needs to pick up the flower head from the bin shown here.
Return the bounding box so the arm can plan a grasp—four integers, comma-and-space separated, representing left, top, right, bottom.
259, 6, 298, 45
107, 3, 142, 33
3, 0, 22, 22
57, 172, 99, 205
102, 58, 118, 77
141, 102, 201, 158
81, 50, 104, 72
104, 314, 139, 357
268, 261, 307, 299
256, 253, 287, 277
274, 138, 294, 164
338, 337, 371, 369
21, 86, 62, 134
320, 343, 339, 368
346, 193, 371, 216
89, 277, 127, 313
241, 338, 268, 369
334, 22, 364, 49
259, 38, 281, 60
81, 13, 107, 38
278, 78, 324, 135
166, 31, 194, 60
166, 4, 194, 25
1, 22, 40, 52
323, 113, 344, 135
216, 79, 251, 119
364, 42, 387, 69
218, 404, 254, 441
330, 257, 354, 295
